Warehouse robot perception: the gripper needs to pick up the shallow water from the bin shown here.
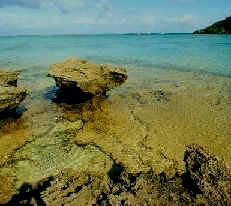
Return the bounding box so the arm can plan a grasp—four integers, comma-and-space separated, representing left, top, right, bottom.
1, 34, 231, 73
0, 34, 231, 98
0, 34, 231, 204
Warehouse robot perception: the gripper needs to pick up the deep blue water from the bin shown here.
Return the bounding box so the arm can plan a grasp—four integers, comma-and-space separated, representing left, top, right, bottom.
0, 34, 231, 79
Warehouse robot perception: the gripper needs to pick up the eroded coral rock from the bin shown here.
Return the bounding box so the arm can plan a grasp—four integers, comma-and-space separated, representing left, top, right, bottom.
48, 58, 128, 95
184, 144, 231, 204
0, 71, 27, 114
2, 135, 231, 205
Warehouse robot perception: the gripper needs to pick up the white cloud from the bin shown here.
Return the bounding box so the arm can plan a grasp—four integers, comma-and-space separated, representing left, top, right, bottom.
0, 0, 110, 13
141, 15, 156, 26
72, 17, 97, 25
165, 14, 199, 26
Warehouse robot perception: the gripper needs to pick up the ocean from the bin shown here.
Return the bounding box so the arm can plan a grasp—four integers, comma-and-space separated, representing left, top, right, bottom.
1, 34, 231, 76
1, 33, 231, 98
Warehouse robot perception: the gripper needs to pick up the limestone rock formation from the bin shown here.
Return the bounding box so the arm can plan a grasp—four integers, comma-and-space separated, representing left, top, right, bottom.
0, 71, 27, 114
48, 58, 128, 96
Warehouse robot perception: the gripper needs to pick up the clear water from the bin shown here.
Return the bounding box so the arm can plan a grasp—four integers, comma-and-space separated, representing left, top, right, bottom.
0, 34, 231, 78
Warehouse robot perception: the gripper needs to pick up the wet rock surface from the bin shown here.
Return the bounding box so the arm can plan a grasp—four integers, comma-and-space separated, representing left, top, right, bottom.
0, 71, 27, 114
48, 58, 128, 95
1, 91, 231, 205
0, 109, 113, 204
3, 142, 231, 205
1, 69, 231, 205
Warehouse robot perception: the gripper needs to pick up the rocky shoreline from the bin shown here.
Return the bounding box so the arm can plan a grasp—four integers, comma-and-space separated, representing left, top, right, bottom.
0, 58, 231, 205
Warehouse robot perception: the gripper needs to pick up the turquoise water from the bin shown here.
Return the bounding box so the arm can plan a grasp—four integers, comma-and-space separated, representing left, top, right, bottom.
0, 34, 231, 80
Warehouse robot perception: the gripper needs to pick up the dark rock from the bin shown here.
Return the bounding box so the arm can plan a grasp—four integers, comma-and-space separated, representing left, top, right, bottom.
48, 58, 128, 96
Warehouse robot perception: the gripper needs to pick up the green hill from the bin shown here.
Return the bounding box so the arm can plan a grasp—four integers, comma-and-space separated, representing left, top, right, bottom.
193, 16, 231, 34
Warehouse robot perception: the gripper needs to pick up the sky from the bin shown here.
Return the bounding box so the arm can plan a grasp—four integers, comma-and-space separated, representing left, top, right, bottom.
0, 0, 231, 35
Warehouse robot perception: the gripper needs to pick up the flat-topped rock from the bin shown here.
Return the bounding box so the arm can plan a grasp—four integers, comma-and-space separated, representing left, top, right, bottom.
48, 58, 128, 95
0, 71, 19, 87
0, 71, 27, 114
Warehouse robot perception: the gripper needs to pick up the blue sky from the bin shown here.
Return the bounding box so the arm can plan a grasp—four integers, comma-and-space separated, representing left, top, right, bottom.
0, 0, 230, 35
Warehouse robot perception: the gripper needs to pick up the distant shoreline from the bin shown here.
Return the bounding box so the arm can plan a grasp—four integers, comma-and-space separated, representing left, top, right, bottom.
2, 33, 231, 37
193, 16, 231, 34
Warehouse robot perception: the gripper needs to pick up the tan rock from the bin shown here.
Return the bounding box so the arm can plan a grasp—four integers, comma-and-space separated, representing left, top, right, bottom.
0, 71, 19, 87
0, 71, 27, 114
48, 58, 128, 95
0, 86, 27, 113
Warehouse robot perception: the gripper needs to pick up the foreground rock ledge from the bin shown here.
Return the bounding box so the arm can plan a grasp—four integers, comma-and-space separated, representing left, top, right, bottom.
2, 144, 231, 205
0, 71, 27, 114
48, 58, 128, 95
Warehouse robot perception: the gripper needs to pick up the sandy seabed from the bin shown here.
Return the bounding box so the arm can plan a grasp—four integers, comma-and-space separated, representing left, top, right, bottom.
0, 67, 231, 205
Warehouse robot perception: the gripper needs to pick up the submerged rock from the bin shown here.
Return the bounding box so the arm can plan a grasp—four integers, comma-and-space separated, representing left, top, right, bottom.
48, 58, 128, 96
0, 71, 27, 114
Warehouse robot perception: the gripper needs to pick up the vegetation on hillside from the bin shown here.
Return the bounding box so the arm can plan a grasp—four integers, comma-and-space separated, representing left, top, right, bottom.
193, 16, 231, 34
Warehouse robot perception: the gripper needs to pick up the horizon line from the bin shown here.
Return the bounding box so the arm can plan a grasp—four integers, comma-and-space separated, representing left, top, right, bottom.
0, 32, 195, 37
